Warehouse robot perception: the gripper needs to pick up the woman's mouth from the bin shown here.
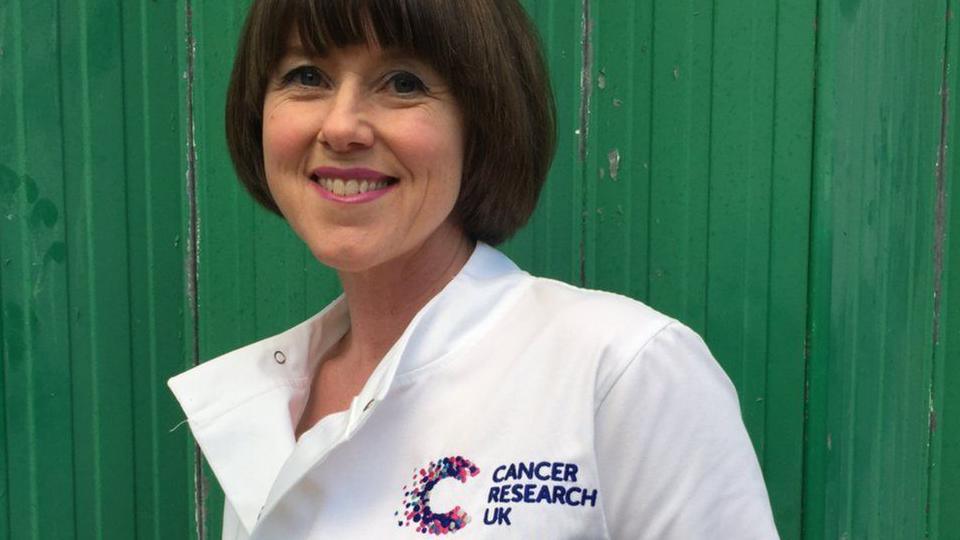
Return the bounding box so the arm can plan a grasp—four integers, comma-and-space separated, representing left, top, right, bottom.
308, 168, 399, 203
314, 177, 396, 197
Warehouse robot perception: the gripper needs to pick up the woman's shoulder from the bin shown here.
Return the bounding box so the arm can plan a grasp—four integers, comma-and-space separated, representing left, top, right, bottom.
520, 274, 681, 346
495, 273, 721, 395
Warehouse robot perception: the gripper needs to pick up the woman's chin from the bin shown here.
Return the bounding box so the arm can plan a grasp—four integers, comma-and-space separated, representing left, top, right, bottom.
304, 221, 468, 278
310, 244, 385, 274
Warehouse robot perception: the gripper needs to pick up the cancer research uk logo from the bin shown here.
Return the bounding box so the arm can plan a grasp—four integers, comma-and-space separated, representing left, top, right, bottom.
395, 456, 599, 535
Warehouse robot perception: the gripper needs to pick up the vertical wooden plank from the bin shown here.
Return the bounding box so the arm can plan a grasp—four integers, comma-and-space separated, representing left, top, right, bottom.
1, 0, 77, 538
644, 0, 714, 330
761, 2, 816, 537
194, 0, 255, 369
501, 1, 584, 283
705, 0, 779, 444
929, 1, 960, 536
184, 4, 207, 536
0, 177, 7, 540
0, 271, 6, 540
59, 0, 138, 535
804, 0, 948, 537
0, 3, 21, 537
583, 0, 653, 299
191, 1, 247, 532
122, 0, 195, 538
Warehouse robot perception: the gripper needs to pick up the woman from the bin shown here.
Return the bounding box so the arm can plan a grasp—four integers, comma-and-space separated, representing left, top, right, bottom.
169, 1, 779, 538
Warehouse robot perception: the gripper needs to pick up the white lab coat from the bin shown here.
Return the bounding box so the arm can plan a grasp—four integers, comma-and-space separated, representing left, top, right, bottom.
169, 243, 779, 539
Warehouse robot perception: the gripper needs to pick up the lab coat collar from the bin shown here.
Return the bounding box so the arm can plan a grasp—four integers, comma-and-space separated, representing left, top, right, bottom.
391, 241, 526, 379
167, 298, 350, 535
168, 243, 527, 534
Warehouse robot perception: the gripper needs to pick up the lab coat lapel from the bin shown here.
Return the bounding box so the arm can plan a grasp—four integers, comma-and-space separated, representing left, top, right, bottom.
254, 245, 529, 528
168, 300, 349, 534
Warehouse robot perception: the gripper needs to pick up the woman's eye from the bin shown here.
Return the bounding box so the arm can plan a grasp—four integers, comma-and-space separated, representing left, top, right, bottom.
387, 72, 427, 95
282, 66, 325, 87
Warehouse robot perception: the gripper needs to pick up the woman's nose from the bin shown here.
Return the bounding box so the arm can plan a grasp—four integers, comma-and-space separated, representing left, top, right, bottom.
317, 84, 374, 153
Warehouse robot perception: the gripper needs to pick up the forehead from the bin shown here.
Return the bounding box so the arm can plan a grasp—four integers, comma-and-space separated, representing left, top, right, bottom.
282, 31, 381, 56
277, 33, 427, 71
279, 5, 406, 59
250, 0, 469, 82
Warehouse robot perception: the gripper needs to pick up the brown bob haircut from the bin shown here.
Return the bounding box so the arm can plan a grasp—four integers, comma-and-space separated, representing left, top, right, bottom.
226, 0, 556, 246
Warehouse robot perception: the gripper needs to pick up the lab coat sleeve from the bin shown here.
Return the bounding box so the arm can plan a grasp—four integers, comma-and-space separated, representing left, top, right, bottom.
593, 322, 779, 539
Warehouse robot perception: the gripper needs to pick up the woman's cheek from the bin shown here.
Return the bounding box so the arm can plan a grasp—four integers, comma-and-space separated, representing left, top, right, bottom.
264, 131, 303, 167
264, 103, 316, 165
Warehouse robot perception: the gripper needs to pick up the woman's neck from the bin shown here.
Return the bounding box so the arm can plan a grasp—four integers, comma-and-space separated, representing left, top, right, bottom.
335, 228, 475, 370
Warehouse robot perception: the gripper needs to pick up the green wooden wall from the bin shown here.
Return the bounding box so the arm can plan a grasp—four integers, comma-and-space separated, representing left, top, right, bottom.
0, 0, 193, 538
805, 1, 960, 537
0, 0, 957, 538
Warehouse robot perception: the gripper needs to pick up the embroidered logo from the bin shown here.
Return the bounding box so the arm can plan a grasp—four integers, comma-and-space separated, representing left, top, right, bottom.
396, 456, 481, 535
397, 458, 598, 532
482, 461, 599, 526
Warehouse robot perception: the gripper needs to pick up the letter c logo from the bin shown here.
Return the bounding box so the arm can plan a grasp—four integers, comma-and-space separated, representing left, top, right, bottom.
397, 456, 480, 536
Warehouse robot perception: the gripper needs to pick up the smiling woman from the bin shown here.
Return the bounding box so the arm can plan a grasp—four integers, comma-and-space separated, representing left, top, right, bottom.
261, 42, 466, 274
167, 1, 779, 539
225, 0, 554, 246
